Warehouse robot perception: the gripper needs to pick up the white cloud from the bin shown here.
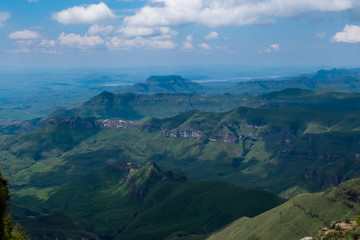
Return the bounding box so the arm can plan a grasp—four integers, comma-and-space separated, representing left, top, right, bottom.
39, 49, 61, 55
0, 12, 10, 27
106, 36, 176, 50
183, 34, 193, 49
199, 43, 212, 50
122, 0, 359, 28
270, 43, 280, 51
119, 26, 177, 37
258, 43, 280, 54
9, 30, 40, 39
28, 0, 39, 2
332, 24, 360, 43
15, 40, 34, 47
123, 0, 202, 27
52, 2, 115, 24
58, 32, 105, 49
7, 48, 31, 54
315, 32, 326, 39
204, 31, 219, 40
88, 24, 114, 35
40, 39, 56, 47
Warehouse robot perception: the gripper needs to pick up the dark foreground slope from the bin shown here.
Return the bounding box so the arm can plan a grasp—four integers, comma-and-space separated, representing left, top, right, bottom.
207, 177, 360, 240
12, 162, 284, 240
0, 173, 9, 239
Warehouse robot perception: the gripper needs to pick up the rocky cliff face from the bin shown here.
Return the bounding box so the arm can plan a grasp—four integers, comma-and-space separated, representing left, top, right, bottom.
304, 168, 341, 187
96, 119, 141, 129
47, 117, 141, 129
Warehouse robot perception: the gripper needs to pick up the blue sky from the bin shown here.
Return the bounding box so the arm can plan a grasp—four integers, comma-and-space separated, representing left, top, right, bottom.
1, 0, 360, 70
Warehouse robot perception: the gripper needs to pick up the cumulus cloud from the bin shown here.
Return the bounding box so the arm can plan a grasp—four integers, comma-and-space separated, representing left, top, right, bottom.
9, 30, 40, 39
183, 34, 194, 49
123, 0, 359, 28
124, 0, 202, 27
58, 32, 105, 49
315, 32, 326, 39
199, 43, 212, 50
106, 36, 176, 50
204, 31, 219, 40
0, 12, 10, 27
88, 24, 114, 35
332, 24, 360, 43
52, 2, 115, 24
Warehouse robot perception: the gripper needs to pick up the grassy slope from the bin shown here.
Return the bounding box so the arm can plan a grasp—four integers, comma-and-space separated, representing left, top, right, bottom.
207, 178, 360, 240
13, 163, 284, 240
116, 181, 284, 240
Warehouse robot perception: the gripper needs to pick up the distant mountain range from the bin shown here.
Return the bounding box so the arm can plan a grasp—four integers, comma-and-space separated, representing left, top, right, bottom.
232, 68, 360, 94
118, 69, 360, 96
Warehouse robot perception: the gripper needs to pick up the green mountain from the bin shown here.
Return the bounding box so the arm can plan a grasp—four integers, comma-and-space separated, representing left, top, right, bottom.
43, 91, 249, 122
207, 177, 360, 240
11, 162, 284, 240
125, 75, 204, 95
4, 98, 360, 199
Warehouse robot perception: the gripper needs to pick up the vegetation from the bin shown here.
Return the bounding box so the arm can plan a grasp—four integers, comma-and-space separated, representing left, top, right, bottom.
206, 178, 360, 240
2, 69, 360, 239
0, 173, 28, 240
10, 163, 284, 240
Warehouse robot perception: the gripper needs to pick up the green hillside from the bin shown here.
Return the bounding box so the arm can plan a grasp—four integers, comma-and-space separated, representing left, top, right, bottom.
207, 177, 360, 240
4, 101, 360, 198
11, 162, 284, 240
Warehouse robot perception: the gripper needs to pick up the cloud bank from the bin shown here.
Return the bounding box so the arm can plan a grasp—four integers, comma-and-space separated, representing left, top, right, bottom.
124, 0, 359, 28
53, 2, 115, 24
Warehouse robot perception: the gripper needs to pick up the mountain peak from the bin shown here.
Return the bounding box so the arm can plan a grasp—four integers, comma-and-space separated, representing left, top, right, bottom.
145, 75, 187, 83
125, 75, 203, 94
